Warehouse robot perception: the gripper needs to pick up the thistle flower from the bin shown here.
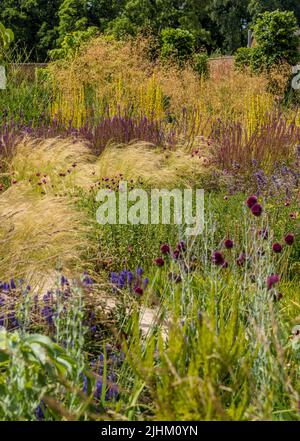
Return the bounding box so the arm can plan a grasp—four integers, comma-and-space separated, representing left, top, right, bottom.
246, 195, 258, 208
272, 243, 282, 253
267, 274, 280, 290
284, 233, 295, 246
251, 203, 263, 217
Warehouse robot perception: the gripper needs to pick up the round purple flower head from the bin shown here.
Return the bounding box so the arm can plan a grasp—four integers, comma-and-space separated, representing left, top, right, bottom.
272, 243, 282, 254
284, 233, 295, 246
224, 239, 233, 249
251, 203, 263, 217
212, 251, 224, 266
160, 243, 170, 255
154, 257, 165, 267
246, 195, 258, 208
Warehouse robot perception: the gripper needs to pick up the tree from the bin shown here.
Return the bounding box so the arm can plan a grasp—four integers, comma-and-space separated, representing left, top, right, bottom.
57, 0, 125, 45
208, 0, 251, 54
248, 0, 300, 22
0, 0, 62, 61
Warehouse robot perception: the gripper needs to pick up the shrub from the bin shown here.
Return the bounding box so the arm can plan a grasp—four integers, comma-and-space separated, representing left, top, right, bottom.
253, 10, 300, 69
160, 28, 196, 63
234, 47, 253, 71
193, 52, 209, 78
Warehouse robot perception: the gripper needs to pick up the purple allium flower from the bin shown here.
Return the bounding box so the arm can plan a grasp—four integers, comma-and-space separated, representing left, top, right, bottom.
272, 243, 282, 253
246, 195, 258, 208
267, 274, 280, 290
284, 233, 295, 246
212, 251, 225, 266
154, 257, 165, 267
224, 239, 233, 249
160, 243, 170, 255
251, 203, 263, 217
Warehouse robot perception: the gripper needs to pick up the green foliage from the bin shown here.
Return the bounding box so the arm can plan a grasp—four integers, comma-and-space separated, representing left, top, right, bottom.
253, 10, 300, 68
193, 52, 210, 77
0, 329, 88, 420
50, 26, 98, 60
249, 0, 300, 22
208, 0, 251, 54
0, 22, 14, 50
0, 0, 62, 61
1, 0, 300, 60
160, 27, 196, 63
234, 47, 253, 70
